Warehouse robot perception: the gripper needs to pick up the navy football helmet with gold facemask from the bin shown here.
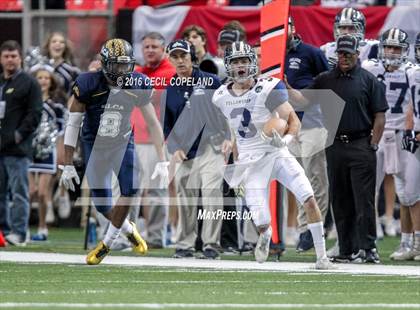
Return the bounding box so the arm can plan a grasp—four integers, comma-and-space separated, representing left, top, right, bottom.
100, 38, 135, 83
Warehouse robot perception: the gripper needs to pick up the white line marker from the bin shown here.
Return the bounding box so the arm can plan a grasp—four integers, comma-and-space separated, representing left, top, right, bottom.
0, 251, 419, 276
0, 303, 420, 309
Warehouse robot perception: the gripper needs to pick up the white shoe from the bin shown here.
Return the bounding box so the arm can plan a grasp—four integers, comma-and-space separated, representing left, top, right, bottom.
384, 219, 396, 237
390, 243, 412, 260
326, 241, 340, 258
5, 233, 27, 247
408, 247, 420, 260
255, 226, 272, 263
315, 256, 336, 270
46, 203, 55, 224
58, 192, 71, 219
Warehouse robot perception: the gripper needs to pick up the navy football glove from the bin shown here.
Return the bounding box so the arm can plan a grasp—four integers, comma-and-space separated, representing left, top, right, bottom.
401, 130, 419, 154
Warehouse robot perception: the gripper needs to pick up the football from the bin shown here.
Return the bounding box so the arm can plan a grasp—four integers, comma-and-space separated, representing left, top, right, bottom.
262, 117, 288, 137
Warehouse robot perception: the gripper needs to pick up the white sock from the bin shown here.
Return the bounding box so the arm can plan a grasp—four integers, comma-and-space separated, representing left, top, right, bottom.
38, 228, 48, 236
103, 223, 121, 248
120, 219, 133, 235
308, 221, 326, 259
401, 232, 413, 246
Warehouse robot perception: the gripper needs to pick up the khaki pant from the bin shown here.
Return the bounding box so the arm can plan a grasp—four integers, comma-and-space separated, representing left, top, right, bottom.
174, 145, 225, 250
294, 127, 329, 232
136, 144, 168, 246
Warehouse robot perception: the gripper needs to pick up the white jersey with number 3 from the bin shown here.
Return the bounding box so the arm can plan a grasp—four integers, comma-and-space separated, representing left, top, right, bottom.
362, 59, 412, 130
212, 77, 288, 158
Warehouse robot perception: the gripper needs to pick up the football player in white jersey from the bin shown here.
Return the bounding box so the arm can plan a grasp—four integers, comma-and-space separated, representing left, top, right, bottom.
212, 42, 334, 269
362, 28, 414, 260
398, 32, 420, 261
321, 8, 378, 69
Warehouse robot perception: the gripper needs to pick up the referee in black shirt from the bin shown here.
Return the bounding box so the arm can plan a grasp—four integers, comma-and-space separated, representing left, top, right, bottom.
309, 35, 388, 263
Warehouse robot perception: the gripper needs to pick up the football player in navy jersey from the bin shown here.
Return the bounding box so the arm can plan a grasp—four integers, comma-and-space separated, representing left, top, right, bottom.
59, 38, 169, 265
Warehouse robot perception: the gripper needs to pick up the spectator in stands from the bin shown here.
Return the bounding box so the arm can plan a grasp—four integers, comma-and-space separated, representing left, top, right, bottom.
132, 32, 176, 248
42, 32, 80, 222
0, 40, 43, 246
217, 20, 246, 58
181, 25, 213, 64
284, 16, 330, 250
29, 68, 66, 241
162, 39, 231, 259
42, 32, 80, 96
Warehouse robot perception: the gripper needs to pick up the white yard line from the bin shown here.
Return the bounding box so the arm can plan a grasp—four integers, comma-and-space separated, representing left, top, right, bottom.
0, 303, 420, 308
0, 251, 419, 276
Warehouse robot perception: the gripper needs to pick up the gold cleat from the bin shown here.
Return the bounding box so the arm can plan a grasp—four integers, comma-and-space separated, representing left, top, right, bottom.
86, 241, 110, 265
126, 221, 148, 255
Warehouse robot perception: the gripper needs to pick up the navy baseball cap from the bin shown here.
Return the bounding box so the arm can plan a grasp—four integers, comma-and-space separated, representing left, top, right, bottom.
336, 34, 359, 54
166, 39, 192, 55
218, 29, 241, 44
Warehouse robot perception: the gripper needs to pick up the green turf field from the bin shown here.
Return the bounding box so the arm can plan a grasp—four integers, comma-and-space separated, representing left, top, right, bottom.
0, 228, 419, 310
0, 227, 417, 265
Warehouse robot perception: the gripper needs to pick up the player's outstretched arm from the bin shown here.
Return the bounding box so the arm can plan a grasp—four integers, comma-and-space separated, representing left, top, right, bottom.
141, 102, 170, 188
59, 95, 85, 191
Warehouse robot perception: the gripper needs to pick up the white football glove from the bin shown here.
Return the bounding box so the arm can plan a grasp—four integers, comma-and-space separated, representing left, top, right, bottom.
261, 129, 294, 148
151, 161, 170, 188
58, 165, 80, 192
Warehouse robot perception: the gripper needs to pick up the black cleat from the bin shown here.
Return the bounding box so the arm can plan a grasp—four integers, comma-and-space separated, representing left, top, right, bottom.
173, 248, 194, 258
365, 248, 381, 264
296, 230, 314, 253
199, 248, 220, 260
331, 250, 365, 264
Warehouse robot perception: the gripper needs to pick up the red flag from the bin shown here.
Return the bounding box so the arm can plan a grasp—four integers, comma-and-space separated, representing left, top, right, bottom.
260, 0, 290, 245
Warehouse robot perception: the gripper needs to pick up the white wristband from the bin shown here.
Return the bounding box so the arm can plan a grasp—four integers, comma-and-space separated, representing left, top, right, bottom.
64, 112, 83, 148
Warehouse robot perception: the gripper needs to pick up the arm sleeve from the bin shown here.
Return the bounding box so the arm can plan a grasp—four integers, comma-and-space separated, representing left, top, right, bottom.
265, 81, 289, 112
16, 78, 43, 140
72, 76, 90, 104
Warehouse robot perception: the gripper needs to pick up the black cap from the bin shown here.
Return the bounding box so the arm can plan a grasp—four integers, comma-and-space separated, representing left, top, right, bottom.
335, 34, 359, 54
218, 29, 241, 44
166, 39, 192, 55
